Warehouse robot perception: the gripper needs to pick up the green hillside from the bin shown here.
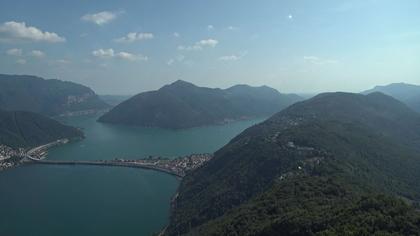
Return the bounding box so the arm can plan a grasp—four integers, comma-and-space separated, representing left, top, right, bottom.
165, 92, 420, 235
0, 74, 110, 116
0, 109, 83, 148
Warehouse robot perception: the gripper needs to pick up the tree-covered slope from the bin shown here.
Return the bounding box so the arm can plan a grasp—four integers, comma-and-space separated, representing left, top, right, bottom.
363, 82, 420, 112
165, 92, 420, 235
0, 74, 110, 116
0, 109, 83, 148
191, 177, 420, 236
98, 80, 303, 129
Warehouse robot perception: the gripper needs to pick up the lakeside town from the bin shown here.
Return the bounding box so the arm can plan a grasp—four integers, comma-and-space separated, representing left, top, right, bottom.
1, 140, 213, 178
115, 153, 213, 177
0, 145, 26, 171
0, 139, 69, 171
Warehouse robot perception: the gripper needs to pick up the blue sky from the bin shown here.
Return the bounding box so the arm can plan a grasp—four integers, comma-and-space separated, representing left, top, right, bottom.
0, 0, 419, 95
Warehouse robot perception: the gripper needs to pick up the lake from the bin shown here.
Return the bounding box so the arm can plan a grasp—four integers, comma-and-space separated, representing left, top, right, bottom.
0, 114, 265, 236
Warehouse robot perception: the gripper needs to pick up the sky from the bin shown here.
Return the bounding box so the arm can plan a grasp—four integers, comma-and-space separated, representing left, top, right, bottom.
0, 0, 419, 95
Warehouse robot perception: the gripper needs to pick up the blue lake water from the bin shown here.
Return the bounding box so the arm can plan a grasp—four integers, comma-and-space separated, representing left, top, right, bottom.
0, 114, 265, 236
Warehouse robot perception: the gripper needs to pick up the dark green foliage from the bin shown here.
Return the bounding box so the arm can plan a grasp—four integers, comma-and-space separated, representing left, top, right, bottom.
0, 74, 109, 116
363, 82, 420, 112
0, 109, 83, 148
98, 80, 303, 128
165, 92, 420, 235
192, 177, 420, 236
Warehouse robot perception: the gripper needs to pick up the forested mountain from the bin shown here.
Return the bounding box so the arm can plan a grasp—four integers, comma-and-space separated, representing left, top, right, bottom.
0, 109, 83, 148
363, 82, 420, 112
0, 74, 110, 116
165, 92, 420, 235
98, 80, 303, 129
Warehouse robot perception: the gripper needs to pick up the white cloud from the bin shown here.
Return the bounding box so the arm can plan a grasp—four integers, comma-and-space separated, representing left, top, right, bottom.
218, 51, 247, 61
177, 45, 201, 51
114, 32, 154, 43
30, 50, 45, 58
304, 56, 338, 65
92, 48, 115, 58
81, 11, 119, 25
288, 14, 293, 19
173, 32, 180, 38
178, 38, 219, 51
198, 39, 218, 47
116, 51, 148, 61
207, 25, 214, 31
227, 26, 239, 31
92, 48, 147, 61
0, 21, 65, 43
167, 59, 175, 66
16, 59, 26, 64
6, 48, 22, 56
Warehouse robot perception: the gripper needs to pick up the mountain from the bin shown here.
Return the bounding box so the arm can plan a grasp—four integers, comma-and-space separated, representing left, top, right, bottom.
363, 82, 420, 112
0, 74, 110, 116
0, 109, 83, 148
98, 80, 303, 129
165, 92, 420, 235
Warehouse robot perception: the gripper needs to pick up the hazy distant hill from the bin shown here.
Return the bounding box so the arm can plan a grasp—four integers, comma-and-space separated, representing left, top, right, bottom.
99, 95, 132, 107
0, 74, 110, 116
165, 92, 420, 235
98, 80, 303, 129
0, 109, 83, 148
363, 83, 420, 112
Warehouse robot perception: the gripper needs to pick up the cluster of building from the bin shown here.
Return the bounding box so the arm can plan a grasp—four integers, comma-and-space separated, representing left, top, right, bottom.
157, 153, 213, 176
0, 139, 70, 171
0, 145, 26, 171
117, 153, 213, 177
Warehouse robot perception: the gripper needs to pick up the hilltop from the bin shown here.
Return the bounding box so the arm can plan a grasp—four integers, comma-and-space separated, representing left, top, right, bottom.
363, 82, 420, 112
98, 80, 303, 129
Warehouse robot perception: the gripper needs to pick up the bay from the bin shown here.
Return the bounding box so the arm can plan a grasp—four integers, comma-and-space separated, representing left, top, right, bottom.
0, 114, 265, 236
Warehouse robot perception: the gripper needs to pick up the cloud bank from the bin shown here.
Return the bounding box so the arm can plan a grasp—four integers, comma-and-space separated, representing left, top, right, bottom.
92, 48, 147, 61
0, 21, 65, 43
114, 32, 154, 43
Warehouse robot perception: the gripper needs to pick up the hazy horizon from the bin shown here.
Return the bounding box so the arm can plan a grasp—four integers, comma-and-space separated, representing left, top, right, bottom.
1, 0, 419, 95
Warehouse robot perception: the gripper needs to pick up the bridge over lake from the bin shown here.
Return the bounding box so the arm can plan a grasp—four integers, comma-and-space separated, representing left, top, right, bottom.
26, 152, 213, 178
30, 159, 184, 177
32, 159, 184, 178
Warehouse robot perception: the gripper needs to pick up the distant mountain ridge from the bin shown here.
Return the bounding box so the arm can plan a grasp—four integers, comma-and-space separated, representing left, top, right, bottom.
0, 74, 110, 116
362, 82, 420, 112
165, 92, 420, 235
98, 80, 303, 129
0, 109, 83, 148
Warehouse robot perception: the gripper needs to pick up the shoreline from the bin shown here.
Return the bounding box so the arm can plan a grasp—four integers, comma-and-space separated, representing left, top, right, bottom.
98, 115, 268, 130
0, 138, 76, 172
